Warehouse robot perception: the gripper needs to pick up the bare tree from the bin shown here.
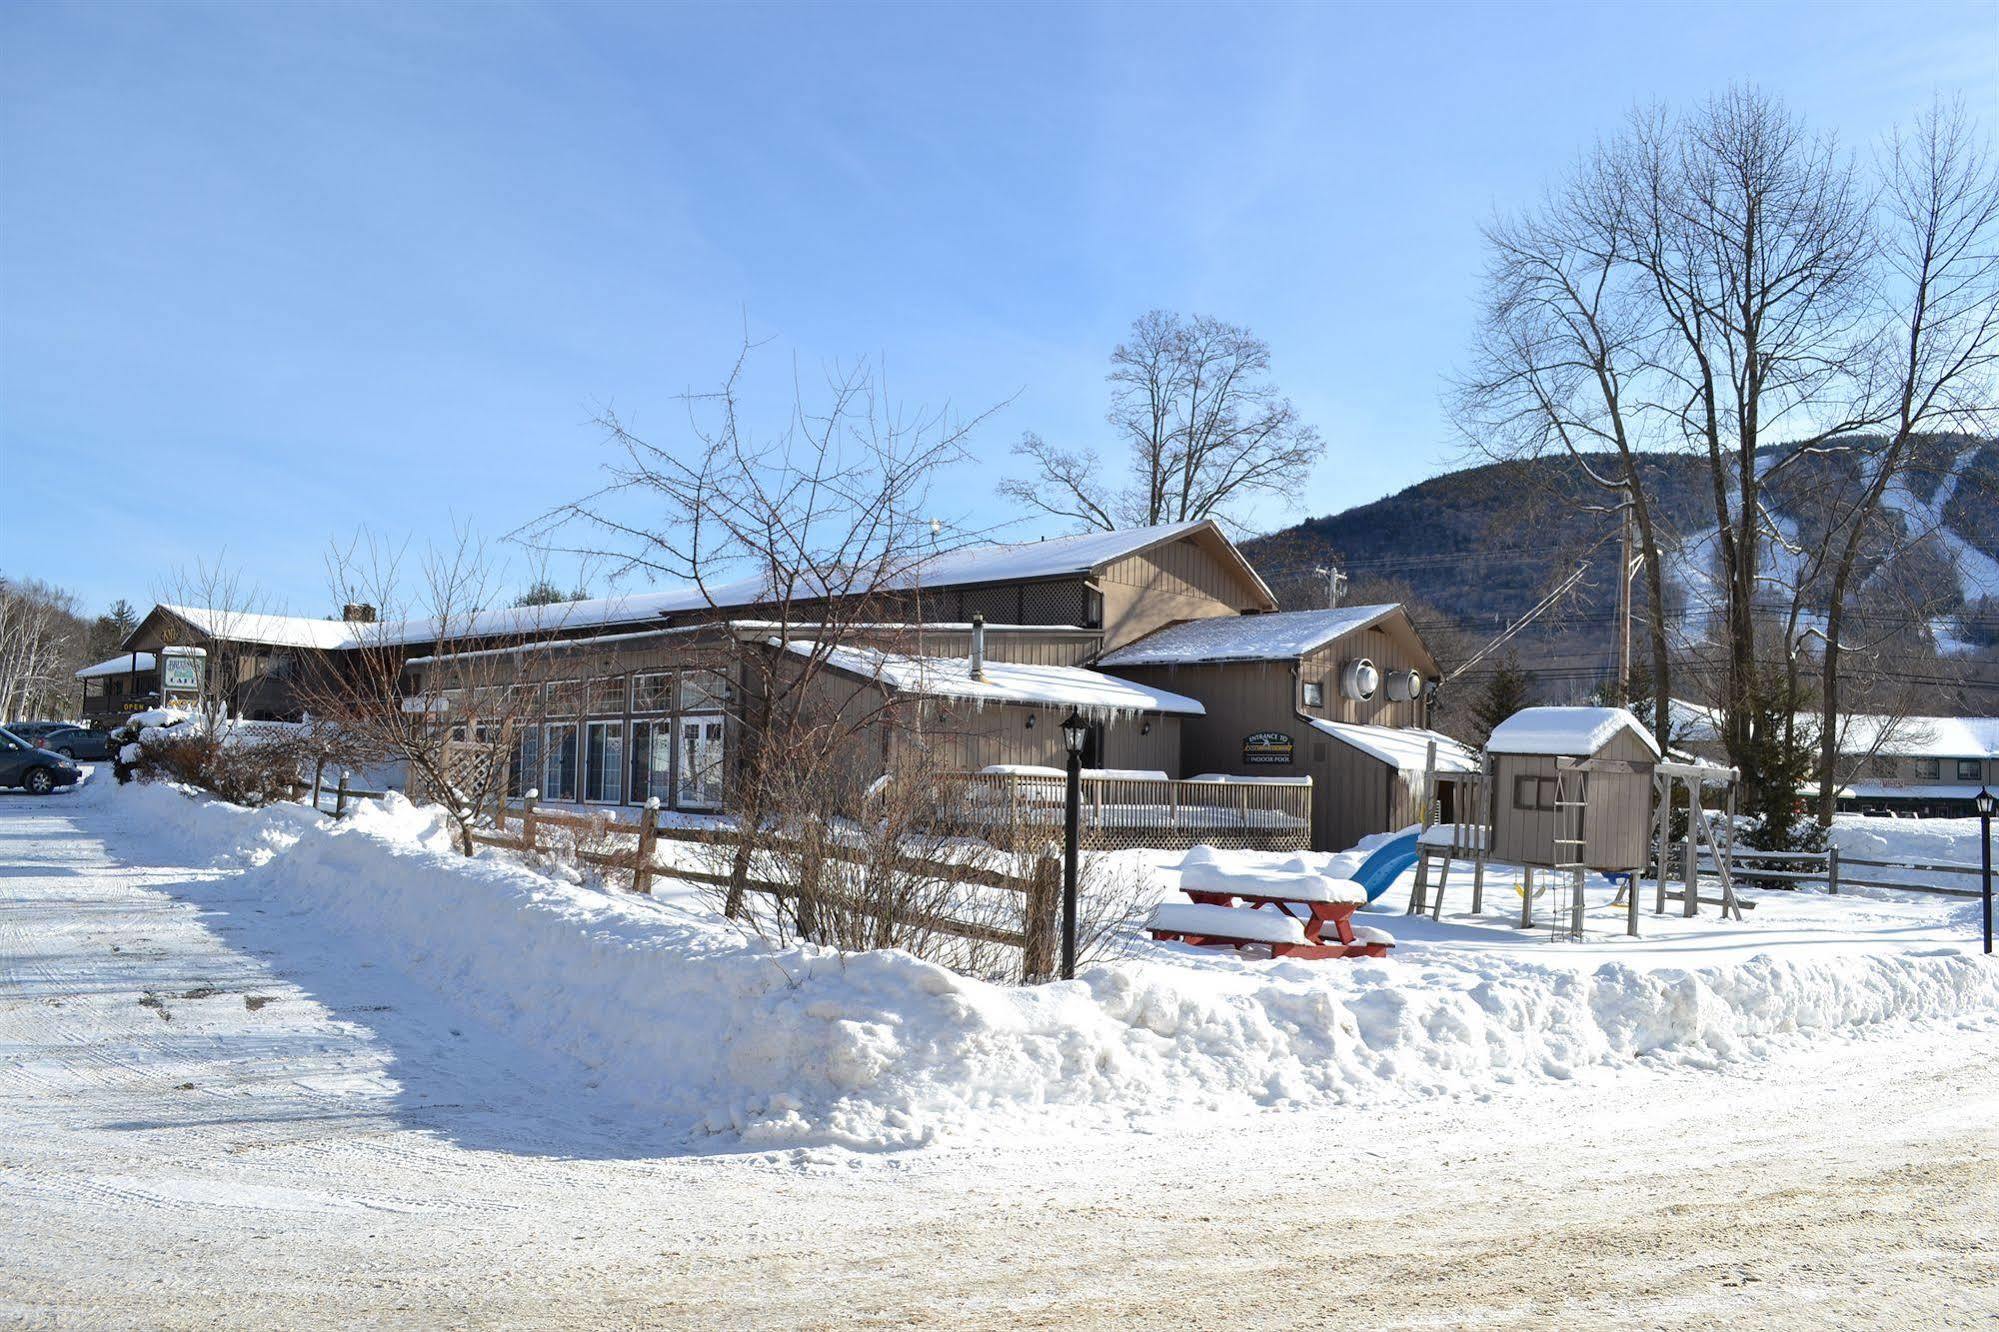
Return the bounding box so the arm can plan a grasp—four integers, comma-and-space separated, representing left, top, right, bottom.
1626, 88, 1878, 778
0, 575, 87, 721
300, 527, 570, 856
1003, 311, 1324, 533
151, 556, 274, 730
1811, 103, 1999, 822
1455, 144, 1680, 749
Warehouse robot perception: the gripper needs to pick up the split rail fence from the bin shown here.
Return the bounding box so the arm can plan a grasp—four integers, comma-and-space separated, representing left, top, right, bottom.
464, 796, 1066, 981
1699, 846, 1988, 899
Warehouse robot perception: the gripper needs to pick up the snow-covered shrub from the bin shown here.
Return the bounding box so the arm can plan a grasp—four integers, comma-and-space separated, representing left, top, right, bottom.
112, 710, 308, 807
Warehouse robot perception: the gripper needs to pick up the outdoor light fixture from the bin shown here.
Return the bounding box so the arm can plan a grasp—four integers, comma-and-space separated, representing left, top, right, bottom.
1024, 714, 1035, 730
1977, 786, 1995, 956
1059, 709, 1087, 980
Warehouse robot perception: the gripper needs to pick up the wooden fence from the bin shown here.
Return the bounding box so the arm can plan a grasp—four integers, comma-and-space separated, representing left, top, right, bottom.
918, 772, 1312, 852
1700, 845, 1989, 900
466, 796, 1065, 981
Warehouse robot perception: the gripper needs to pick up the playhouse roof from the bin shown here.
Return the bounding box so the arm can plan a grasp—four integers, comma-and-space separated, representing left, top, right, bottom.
787, 641, 1207, 717
1310, 719, 1480, 774
1486, 706, 1661, 758
1098, 604, 1402, 666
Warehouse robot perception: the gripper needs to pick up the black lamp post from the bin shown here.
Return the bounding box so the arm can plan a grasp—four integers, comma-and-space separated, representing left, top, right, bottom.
1976, 786, 1996, 957
1060, 709, 1088, 980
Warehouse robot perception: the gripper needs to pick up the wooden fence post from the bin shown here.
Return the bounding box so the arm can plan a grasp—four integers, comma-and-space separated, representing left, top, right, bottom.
1827, 844, 1840, 895
633, 797, 659, 894
311, 758, 325, 814
725, 837, 752, 918
522, 790, 539, 852
1023, 853, 1060, 983
335, 771, 351, 819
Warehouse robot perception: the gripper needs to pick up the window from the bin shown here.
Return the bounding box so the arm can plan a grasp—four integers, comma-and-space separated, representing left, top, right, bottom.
543, 680, 584, 716
543, 723, 578, 802
1301, 681, 1325, 708
681, 669, 729, 712
85, 678, 105, 698
1871, 755, 1899, 779
584, 721, 624, 803
632, 673, 674, 713
1959, 759, 1983, 782
628, 720, 674, 805
677, 716, 726, 809
1916, 758, 1941, 781
1513, 774, 1555, 812
511, 727, 541, 798
585, 677, 627, 716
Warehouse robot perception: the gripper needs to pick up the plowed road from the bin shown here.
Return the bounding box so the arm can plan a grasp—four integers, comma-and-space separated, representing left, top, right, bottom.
3, 786, 1995, 1329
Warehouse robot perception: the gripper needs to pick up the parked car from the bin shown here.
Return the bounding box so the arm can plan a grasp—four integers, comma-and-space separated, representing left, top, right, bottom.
4, 721, 77, 744
40, 725, 113, 761
0, 726, 82, 794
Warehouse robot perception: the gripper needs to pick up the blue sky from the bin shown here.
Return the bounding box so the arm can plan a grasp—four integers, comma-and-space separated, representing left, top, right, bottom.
4, 0, 1994, 618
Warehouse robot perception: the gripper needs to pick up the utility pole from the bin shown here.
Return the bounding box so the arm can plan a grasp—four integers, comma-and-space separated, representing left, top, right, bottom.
1615, 503, 1633, 706
1313, 565, 1348, 610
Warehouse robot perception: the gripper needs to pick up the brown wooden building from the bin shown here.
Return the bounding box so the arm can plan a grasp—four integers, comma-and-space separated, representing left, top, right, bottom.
1484, 706, 1660, 872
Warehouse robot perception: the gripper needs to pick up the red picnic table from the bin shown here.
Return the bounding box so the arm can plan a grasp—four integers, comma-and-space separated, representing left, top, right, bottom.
1150, 869, 1393, 960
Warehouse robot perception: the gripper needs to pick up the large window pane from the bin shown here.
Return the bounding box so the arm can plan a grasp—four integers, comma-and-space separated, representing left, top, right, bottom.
677, 715, 726, 809
544, 723, 578, 802
628, 720, 673, 805
584, 721, 624, 804
681, 670, 729, 712
632, 673, 674, 713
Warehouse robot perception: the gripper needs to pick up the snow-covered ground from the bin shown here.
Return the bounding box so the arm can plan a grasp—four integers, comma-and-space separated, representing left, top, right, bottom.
4, 776, 1996, 1327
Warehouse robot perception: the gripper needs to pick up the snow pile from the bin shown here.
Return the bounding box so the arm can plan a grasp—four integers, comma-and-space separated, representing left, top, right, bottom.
96, 781, 1999, 1153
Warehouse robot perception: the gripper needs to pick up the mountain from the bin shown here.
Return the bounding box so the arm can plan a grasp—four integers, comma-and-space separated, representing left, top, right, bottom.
1243, 439, 1999, 706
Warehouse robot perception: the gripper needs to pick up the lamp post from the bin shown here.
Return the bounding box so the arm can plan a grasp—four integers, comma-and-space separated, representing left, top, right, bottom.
1060, 709, 1088, 980
1975, 786, 1996, 957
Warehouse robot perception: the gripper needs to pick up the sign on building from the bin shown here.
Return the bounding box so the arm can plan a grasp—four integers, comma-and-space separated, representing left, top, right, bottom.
1242, 731, 1294, 765
162, 653, 204, 694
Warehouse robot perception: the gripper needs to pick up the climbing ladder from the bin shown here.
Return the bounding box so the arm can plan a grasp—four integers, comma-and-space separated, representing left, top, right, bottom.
1545, 759, 1588, 940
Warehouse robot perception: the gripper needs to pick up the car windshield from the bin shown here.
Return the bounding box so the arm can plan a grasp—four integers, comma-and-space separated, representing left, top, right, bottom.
0, 727, 27, 748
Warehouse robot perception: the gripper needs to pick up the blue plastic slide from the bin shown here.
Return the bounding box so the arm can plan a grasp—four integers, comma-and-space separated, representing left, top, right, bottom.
1349, 831, 1421, 903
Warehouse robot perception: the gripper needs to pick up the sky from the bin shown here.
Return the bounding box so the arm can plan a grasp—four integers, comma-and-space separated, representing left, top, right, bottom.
3, 0, 1995, 620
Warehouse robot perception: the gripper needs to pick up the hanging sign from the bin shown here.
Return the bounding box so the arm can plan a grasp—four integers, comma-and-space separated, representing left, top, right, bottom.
1242, 731, 1295, 765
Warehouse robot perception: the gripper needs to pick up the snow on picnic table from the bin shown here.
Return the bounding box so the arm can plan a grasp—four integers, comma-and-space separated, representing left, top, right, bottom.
20, 775, 1999, 1155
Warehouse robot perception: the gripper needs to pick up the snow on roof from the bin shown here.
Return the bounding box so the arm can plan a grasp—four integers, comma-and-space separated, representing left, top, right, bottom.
1486, 706, 1661, 758
1839, 714, 1999, 759
76, 653, 155, 679
157, 522, 1264, 653
1310, 719, 1480, 773
1098, 604, 1402, 667
790, 641, 1206, 717
1837, 782, 1989, 800
158, 604, 359, 650
1669, 700, 1999, 758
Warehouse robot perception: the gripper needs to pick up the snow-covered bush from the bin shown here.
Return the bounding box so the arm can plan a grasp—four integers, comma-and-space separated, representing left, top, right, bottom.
111, 709, 309, 807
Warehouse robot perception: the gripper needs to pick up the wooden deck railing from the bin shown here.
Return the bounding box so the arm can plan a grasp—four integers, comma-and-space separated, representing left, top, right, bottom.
920, 772, 1312, 852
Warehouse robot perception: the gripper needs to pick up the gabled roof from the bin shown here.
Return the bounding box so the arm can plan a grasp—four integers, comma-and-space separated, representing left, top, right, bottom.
1097, 604, 1403, 667
137, 604, 359, 651
791, 641, 1206, 717
126, 521, 1278, 655
1486, 706, 1661, 758
1311, 719, 1480, 773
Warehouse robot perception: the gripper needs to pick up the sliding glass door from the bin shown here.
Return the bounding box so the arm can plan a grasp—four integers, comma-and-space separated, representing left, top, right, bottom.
628, 720, 674, 807
543, 723, 578, 803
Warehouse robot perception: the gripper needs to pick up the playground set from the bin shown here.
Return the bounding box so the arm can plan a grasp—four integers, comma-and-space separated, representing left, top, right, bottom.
1147, 706, 1746, 958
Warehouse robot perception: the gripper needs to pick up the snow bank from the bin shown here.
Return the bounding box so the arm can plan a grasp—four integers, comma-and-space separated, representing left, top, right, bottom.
96, 782, 1999, 1154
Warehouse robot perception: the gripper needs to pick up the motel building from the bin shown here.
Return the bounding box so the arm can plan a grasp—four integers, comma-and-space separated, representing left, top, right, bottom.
81, 522, 1475, 851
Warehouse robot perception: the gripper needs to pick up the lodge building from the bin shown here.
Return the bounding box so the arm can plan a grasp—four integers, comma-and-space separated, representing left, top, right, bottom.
77, 522, 1475, 851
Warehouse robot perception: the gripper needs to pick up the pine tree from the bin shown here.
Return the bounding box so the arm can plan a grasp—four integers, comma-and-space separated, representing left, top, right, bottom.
1468, 656, 1531, 748
1737, 665, 1827, 865
86, 598, 140, 661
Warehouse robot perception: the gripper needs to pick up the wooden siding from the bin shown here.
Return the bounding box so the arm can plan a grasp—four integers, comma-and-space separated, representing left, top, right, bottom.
838, 626, 1103, 667
1490, 728, 1654, 871
1294, 619, 1434, 729
1097, 537, 1268, 652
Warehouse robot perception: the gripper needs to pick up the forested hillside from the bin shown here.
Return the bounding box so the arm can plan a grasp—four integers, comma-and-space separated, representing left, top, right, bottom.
1245, 439, 1999, 709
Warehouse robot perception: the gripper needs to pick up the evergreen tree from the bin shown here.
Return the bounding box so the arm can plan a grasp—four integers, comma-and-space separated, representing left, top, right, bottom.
1467, 656, 1531, 748
85, 598, 139, 660
1736, 665, 1828, 865
511, 580, 589, 608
